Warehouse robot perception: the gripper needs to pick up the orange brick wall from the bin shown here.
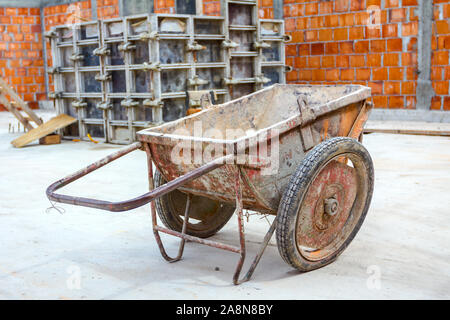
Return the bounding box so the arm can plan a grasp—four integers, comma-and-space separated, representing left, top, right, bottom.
0, 7, 45, 111
431, 0, 450, 111
284, 0, 423, 110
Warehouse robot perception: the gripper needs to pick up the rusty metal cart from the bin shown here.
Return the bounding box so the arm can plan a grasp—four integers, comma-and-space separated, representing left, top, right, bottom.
47, 84, 374, 285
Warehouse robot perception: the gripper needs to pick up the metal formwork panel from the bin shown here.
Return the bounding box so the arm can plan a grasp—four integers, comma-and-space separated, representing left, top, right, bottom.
46, 1, 289, 144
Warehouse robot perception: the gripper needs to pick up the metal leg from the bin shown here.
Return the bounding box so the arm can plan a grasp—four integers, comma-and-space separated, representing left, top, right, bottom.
232, 166, 278, 285
146, 143, 191, 263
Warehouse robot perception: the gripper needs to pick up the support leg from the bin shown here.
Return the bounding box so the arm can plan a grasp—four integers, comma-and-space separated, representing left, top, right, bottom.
146, 143, 191, 263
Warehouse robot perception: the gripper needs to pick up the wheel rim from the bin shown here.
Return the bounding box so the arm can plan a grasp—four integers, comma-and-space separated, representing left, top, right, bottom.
295, 153, 369, 261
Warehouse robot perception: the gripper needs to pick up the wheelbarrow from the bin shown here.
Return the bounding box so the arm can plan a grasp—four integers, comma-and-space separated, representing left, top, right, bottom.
46, 84, 374, 285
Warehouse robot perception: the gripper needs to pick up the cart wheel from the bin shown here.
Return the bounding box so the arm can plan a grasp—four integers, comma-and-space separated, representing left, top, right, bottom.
276, 137, 374, 271
154, 170, 235, 238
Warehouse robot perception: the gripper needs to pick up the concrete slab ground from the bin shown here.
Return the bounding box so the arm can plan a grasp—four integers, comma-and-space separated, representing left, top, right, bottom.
0, 110, 449, 299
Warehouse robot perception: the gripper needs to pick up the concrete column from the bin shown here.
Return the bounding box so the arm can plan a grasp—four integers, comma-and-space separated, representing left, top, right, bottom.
416, 0, 434, 110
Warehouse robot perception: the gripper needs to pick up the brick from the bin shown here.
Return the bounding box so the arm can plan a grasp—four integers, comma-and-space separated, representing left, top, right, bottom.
355, 40, 370, 53
402, 22, 418, 36
356, 68, 371, 80
294, 57, 307, 68
286, 44, 297, 56
334, 28, 348, 41
389, 96, 404, 108
324, 15, 339, 28
431, 96, 442, 110
385, 0, 399, 8
372, 95, 388, 108
436, 20, 450, 35
406, 67, 418, 80
432, 51, 449, 66
336, 55, 350, 68
350, 0, 365, 11
320, 2, 333, 14
402, 52, 418, 66
335, 0, 350, 12
319, 29, 333, 41
432, 81, 449, 95
383, 24, 398, 38
431, 67, 443, 80
367, 54, 382, 67
322, 56, 335, 68
444, 97, 450, 111
366, 26, 381, 38
384, 81, 401, 94
405, 96, 416, 109
350, 55, 365, 67
384, 53, 399, 66
325, 42, 339, 54
326, 69, 340, 81
305, 30, 317, 42
402, 0, 418, 6
339, 14, 355, 27
311, 43, 324, 55
368, 82, 383, 95
387, 38, 403, 51
389, 9, 407, 23
339, 41, 354, 54
349, 27, 364, 39
305, 3, 318, 16
309, 16, 323, 29
298, 70, 311, 81
401, 82, 416, 95
308, 56, 321, 68
373, 68, 388, 80
341, 69, 355, 80
370, 39, 386, 52
312, 69, 325, 81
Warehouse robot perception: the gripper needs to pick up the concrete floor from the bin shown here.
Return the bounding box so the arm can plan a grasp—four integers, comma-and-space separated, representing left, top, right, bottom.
0, 110, 449, 299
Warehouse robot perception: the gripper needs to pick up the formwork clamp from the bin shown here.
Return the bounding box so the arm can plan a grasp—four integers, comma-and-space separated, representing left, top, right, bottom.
121, 98, 139, 108
71, 99, 87, 109
93, 46, 110, 56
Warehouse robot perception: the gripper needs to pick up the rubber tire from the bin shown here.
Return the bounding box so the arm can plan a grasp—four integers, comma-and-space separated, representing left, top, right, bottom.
276, 137, 374, 271
154, 170, 235, 239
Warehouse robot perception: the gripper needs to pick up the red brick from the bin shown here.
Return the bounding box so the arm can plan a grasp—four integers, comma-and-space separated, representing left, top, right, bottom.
373, 68, 388, 80
390, 8, 407, 22
334, 28, 348, 41
432, 51, 449, 65
401, 82, 416, 94
335, 0, 349, 12
356, 68, 371, 80
432, 81, 449, 95
368, 82, 383, 95
431, 67, 443, 80
383, 24, 398, 38
355, 40, 370, 53
341, 69, 355, 80
367, 54, 382, 67
349, 27, 364, 39
387, 38, 403, 51
431, 96, 442, 110
311, 43, 325, 55
384, 81, 401, 94
339, 41, 354, 54
384, 53, 399, 66
370, 40, 386, 52
322, 56, 335, 68
372, 95, 388, 108
326, 69, 340, 81
336, 56, 350, 68
350, 55, 365, 67
389, 96, 404, 108
402, 22, 418, 36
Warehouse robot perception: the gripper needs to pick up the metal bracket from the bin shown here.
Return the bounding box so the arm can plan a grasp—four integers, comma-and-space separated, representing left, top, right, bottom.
71, 99, 87, 109
69, 53, 84, 61
222, 77, 240, 85
95, 73, 111, 82
254, 41, 271, 49
97, 101, 112, 110
186, 41, 206, 51
44, 30, 57, 39
222, 40, 239, 49
47, 67, 61, 74
121, 98, 139, 108
48, 91, 63, 99
188, 75, 209, 86
118, 42, 136, 52
141, 62, 161, 71
93, 46, 110, 56
255, 74, 271, 84
139, 31, 159, 41
283, 34, 293, 42
143, 98, 163, 108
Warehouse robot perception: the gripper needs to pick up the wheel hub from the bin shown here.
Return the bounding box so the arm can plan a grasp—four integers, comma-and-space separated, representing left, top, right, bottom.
296, 160, 358, 250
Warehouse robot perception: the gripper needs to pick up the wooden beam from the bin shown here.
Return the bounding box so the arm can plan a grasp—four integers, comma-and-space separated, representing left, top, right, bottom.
0, 94, 34, 131
0, 76, 43, 126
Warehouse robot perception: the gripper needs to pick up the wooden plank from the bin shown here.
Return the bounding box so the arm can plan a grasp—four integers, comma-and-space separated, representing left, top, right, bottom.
0, 76, 43, 126
364, 120, 450, 136
39, 134, 61, 145
11, 114, 77, 148
0, 93, 34, 131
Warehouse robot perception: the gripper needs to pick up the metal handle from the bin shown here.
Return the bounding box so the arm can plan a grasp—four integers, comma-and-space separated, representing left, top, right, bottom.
46, 142, 233, 212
